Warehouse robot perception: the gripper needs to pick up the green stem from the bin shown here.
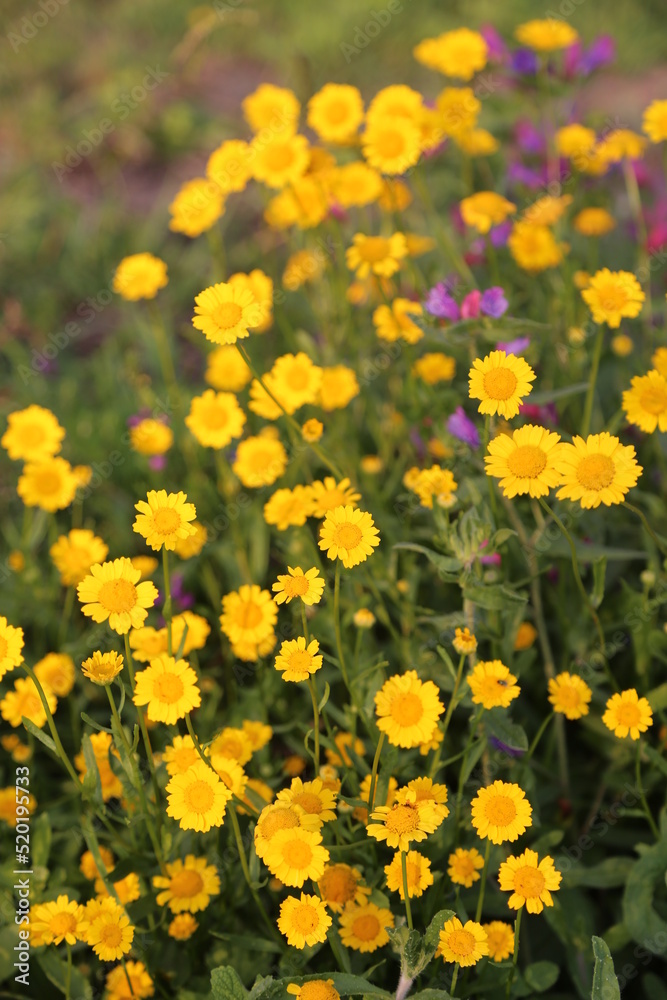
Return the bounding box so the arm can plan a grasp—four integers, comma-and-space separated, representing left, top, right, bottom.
454, 706, 483, 840
65, 943, 72, 1000
636, 741, 659, 839
505, 907, 522, 999
623, 501, 667, 556
524, 711, 555, 763
20, 664, 80, 787
401, 850, 413, 929
81, 813, 122, 906
622, 158, 652, 333
367, 731, 385, 816
300, 603, 309, 644
163, 547, 173, 655
147, 299, 178, 395
308, 676, 320, 773
581, 323, 604, 437
451, 964, 460, 997
412, 166, 475, 285
229, 807, 281, 942
429, 654, 465, 779
333, 562, 350, 689
123, 634, 162, 809
121, 956, 137, 998
474, 838, 491, 922
206, 223, 227, 281
58, 586, 74, 648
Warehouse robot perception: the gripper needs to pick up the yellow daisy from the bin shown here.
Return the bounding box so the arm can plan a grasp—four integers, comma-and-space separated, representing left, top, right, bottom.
436, 87, 481, 138
485, 425, 564, 498
453, 627, 477, 655
325, 732, 366, 768
471, 781, 533, 844
361, 117, 422, 175
81, 898, 134, 962
498, 849, 562, 913
339, 902, 394, 953
74, 732, 122, 801
554, 433, 642, 508
232, 434, 288, 488
582, 269, 645, 328
309, 478, 361, 517
508, 221, 564, 272
460, 191, 516, 234
385, 850, 433, 900
1, 677, 57, 729
104, 961, 154, 999
30, 895, 84, 945
192, 282, 259, 346
1, 405, 65, 461
77, 557, 158, 635
206, 138, 252, 193
208, 753, 247, 797
251, 133, 310, 189
643, 99, 667, 143
33, 652, 74, 697
414, 27, 488, 80
112, 252, 167, 301
163, 735, 200, 776
254, 802, 321, 861
17, 457, 79, 512
318, 365, 360, 411
274, 637, 323, 683
205, 344, 252, 391
242, 719, 273, 752
317, 863, 370, 913
0, 617, 24, 681
263, 827, 329, 887
368, 790, 440, 851
318, 505, 380, 568
50, 529, 109, 587
399, 776, 449, 825
168, 914, 198, 941
622, 370, 667, 433
209, 727, 254, 765
152, 855, 220, 913
484, 921, 515, 962
278, 893, 331, 949
412, 353, 456, 385
133, 654, 201, 724
273, 566, 325, 606
372, 299, 423, 345
514, 18, 578, 51
186, 390, 246, 448
130, 417, 173, 457
346, 233, 408, 279
602, 688, 653, 740
168, 177, 225, 238
165, 760, 231, 832
308, 84, 364, 144
448, 847, 485, 888
574, 208, 616, 237
410, 466, 458, 509
220, 584, 277, 646
439, 917, 488, 967
242, 83, 300, 135
133, 490, 197, 552
263, 486, 315, 531
469, 351, 536, 418
173, 522, 208, 560
331, 162, 383, 208
467, 660, 520, 710
276, 777, 338, 824
548, 673, 592, 720
374, 670, 444, 748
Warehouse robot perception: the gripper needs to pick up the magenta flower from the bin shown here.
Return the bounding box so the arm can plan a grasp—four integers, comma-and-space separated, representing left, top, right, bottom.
480, 287, 508, 318
496, 336, 530, 355
447, 407, 480, 449
424, 283, 460, 321
461, 290, 481, 319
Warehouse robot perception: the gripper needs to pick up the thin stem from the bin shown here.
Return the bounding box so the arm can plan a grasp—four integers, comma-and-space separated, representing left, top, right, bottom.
229, 806, 281, 942
58, 586, 75, 647
505, 907, 522, 999
121, 956, 137, 998
333, 562, 350, 689
163, 547, 173, 655
524, 711, 555, 763
429, 654, 465, 779
20, 664, 80, 787
474, 838, 491, 923
454, 707, 483, 840
401, 851, 413, 929
636, 741, 659, 839
123, 634, 162, 808
624, 502, 667, 556
300, 603, 309, 644
65, 942, 72, 1000
206, 223, 226, 281
451, 964, 460, 997
367, 732, 385, 816
308, 676, 320, 773
581, 323, 604, 438
622, 158, 652, 334
147, 299, 177, 394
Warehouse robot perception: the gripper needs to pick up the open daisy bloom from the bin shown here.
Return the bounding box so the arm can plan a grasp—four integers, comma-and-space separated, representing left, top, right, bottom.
152, 855, 221, 913
483, 921, 515, 962
581, 268, 645, 328
385, 849, 433, 900
81, 650, 124, 686
273, 566, 325, 606
339, 901, 394, 953
414, 27, 488, 80
448, 847, 485, 887
374, 670, 444, 748
0, 617, 24, 681
622, 370, 667, 433
277, 893, 331, 948
467, 660, 520, 710
112, 252, 168, 301
319, 505, 380, 568
1, 404, 65, 462
274, 636, 323, 683
438, 917, 489, 967
263, 826, 330, 886
471, 781, 533, 844
133, 490, 197, 552
362, 118, 422, 176
514, 18, 578, 51
276, 777, 338, 824
133, 654, 201, 724
498, 848, 562, 913
307, 83, 364, 144
50, 529, 109, 587
548, 672, 592, 720
1, 676, 57, 729
220, 584, 278, 646
186, 390, 246, 448
165, 760, 231, 832
484, 425, 564, 498
554, 433, 642, 509
18, 457, 80, 512
30, 895, 84, 945
368, 789, 440, 851
104, 961, 154, 999
317, 863, 370, 913
602, 688, 653, 740
346, 233, 408, 279
460, 191, 516, 233
469, 351, 536, 419
192, 281, 260, 345
77, 557, 158, 634
81, 897, 134, 961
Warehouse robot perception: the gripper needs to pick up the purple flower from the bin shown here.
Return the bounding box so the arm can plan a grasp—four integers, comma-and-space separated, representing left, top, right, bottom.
480, 286, 508, 318
508, 162, 545, 189
566, 35, 615, 76
447, 407, 480, 449
489, 222, 512, 248
461, 290, 481, 319
424, 283, 460, 321
515, 120, 544, 155
480, 24, 507, 62
511, 48, 539, 75
149, 455, 167, 472
489, 737, 525, 758
497, 336, 530, 355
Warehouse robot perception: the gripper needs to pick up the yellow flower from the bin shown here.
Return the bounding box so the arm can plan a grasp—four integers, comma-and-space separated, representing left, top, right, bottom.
81, 897, 134, 961
302, 418, 323, 443
523, 194, 572, 227
173, 522, 208, 559
574, 208, 616, 237
319, 366, 360, 411
210, 727, 254, 767
152, 855, 220, 913
104, 960, 154, 999
455, 128, 498, 156
374, 670, 444, 749
18, 457, 79, 512
400, 776, 449, 826
186, 390, 246, 448
172, 611, 211, 654
112, 252, 168, 301
232, 434, 288, 487
372, 299, 423, 344
385, 850, 433, 900
133, 490, 197, 552
168, 177, 225, 237
484, 921, 515, 962
277, 777, 337, 824
255, 802, 320, 860
597, 129, 647, 164
318, 864, 370, 913
439, 917, 488, 966
468, 660, 520, 710
205, 344, 252, 391
207, 751, 246, 798
30, 895, 83, 945
265, 179, 328, 230
74, 732, 122, 801
206, 138, 252, 192
642, 99, 667, 143
0, 735, 31, 764
287, 981, 340, 1000
453, 627, 477, 655
163, 735, 200, 776
361, 455, 383, 474
622, 370, 667, 433
362, 117, 421, 175
220, 584, 277, 646
94, 871, 141, 906
50, 530, 108, 587
460, 191, 516, 234
228, 269, 274, 332
0, 617, 24, 681
414, 28, 488, 80
410, 466, 458, 509
346, 233, 408, 279
582, 268, 645, 328
548, 672, 592, 720
555, 123, 597, 160
251, 133, 310, 189
34, 652, 74, 697
331, 162, 383, 208
436, 87, 481, 138
469, 351, 536, 419
1, 676, 56, 729
471, 781, 533, 844
168, 913, 198, 940
307, 83, 364, 143
353, 608, 376, 629
283, 248, 327, 290
514, 18, 578, 51
278, 892, 331, 949
242, 719, 272, 752
319, 505, 380, 568
273, 566, 325, 606
166, 760, 231, 832
485, 424, 564, 498
192, 281, 260, 345
1, 405, 65, 461
129, 626, 168, 662
554, 432, 642, 508
652, 347, 667, 377
133, 654, 201, 724
448, 847, 485, 887
508, 221, 564, 272
611, 334, 634, 358
250, 353, 322, 419
242, 83, 300, 134
339, 902, 394, 953
275, 636, 323, 683
130, 418, 173, 456
499, 849, 562, 913
413, 353, 456, 385
380, 179, 413, 212
80, 846, 114, 881
77, 557, 158, 635
264, 826, 329, 886
602, 688, 653, 740
514, 622, 537, 650
309, 478, 360, 517
368, 790, 440, 851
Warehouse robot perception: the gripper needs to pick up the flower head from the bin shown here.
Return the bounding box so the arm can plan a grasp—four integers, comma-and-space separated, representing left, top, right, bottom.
471, 781, 533, 844
385, 850, 433, 900
232, 434, 288, 487
18, 458, 79, 512
274, 637, 323, 683
166, 760, 231, 832
0, 617, 24, 681
374, 670, 444, 748
318, 864, 370, 913
485, 425, 564, 499
362, 118, 422, 175
339, 902, 394, 953
602, 689, 653, 740
468, 660, 520, 710
368, 790, 439, 851
319, 506, 380, 568
81, 650, 124, 686
498, 849, 562, 913
168, 178, 225, 237
278, 893, 331, 949
438, 917, 488, 967
186, 390, 246, 448
582, 269, 645, 328
264, 826, 329, 886
192, 282, 260, 345
50, 530, 109, 587
133, 654, 201, 724
81, 897, 134, 961
2, 405, 65, 462
554, 432, 642, 508
104, 961, 154, 999
480, 286, 508, 318
469, 351, 536, 418
448, 847, 485, 887
346, 233, 408, 279
112, 253, 167, 300
424, 283, 460, 321
30, 895, 84, 946
453, 627, 477, 655
548, 672, 592, 720
273, 566, 325, 606
622, 370, 667, 433
77, 557, 158, 635
515, 19, 578, 51
414, 28, 488, 80
484, 921, 515, 962
643, 99, 667, 143
460, 192, 516, 234
1, 677, 56, 729
287, 982, 340, 1000
220, 585, 278, 646
152, 855, 220, 913
133, 490, 197, 552
308, 83, 364, 143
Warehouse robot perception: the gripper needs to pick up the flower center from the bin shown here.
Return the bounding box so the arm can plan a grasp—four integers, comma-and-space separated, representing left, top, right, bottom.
556, 685, 581, 708
332, 522, 363, 550
352, 914, 381, 941
51, 912, 76, 936
359, 237, 391, 262
154, 672, 185, 704
615, 702, 641, 727
152, 507, 181, 535
385, 803, 420, 834
513, 865, 546, 899
484, 794, 517, 827
293, 902, 319, 933
321, 867, 355, 903
174, 748, 198, 770
447, 928, 475, 957
576, 453, 615, 491
376, 130, 405, 157
19, 424, 45, 447
483, 367, 518, 401
213, 302, 243, 330
285, 364, 311, 390
99, 923, 122, 947
600, 285, 629, 311
285, 575, 309, 596
301, 983, 338, 1000
261, 808, 300, 840
281, 837, 314, 868
98, 579, 137, 613
507, 445, 547, 478
326, 100, 349, 124
237, 600, 263, 629
390, 692, 424, 727
35, 471, 62, 494
265, 143, 295, 170
184, 780, 215, 814
405, 860, 422, 886
287, 650, 313, 673
170, 869, 204, 898
640, 386, 667, 415
202, 401, 229, 429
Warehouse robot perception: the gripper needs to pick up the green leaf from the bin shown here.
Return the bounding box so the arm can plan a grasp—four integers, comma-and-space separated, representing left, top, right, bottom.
80, 732, 103, 807
461, 582, 527, 611
80, 711, 113, 734
424, 909, 455, 957
524, 961, 560, 992
643, 972, 667, 1000
37, 949, 92, 999
485, 709, 529, 752
591, 556, 606, 609
408, 991, 453, 1000
563, 858, 634, 889
647, 682, 667, 712
21, 717, 56, 754
530, 381, 589, 404
327, 975, 392, 997
211, 966, 248, 1000
591, 936, 620, 1000
393, 543, 462, 576
622, 837, 667, 955
642, 744, 667, 779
